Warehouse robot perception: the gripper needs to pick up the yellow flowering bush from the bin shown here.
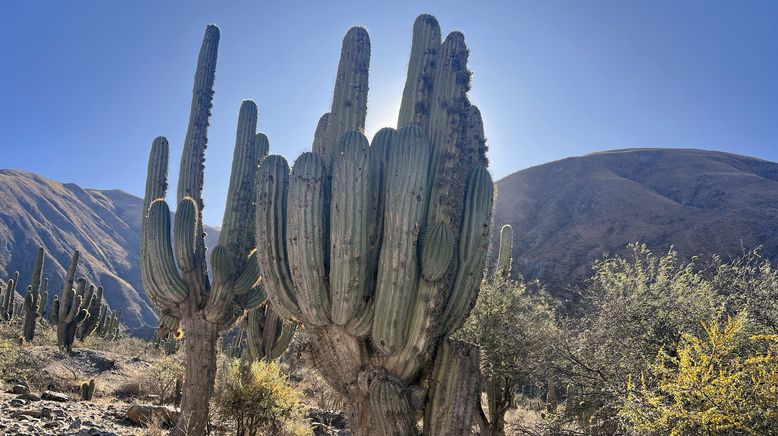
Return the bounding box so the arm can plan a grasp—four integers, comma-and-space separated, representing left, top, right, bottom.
621, 315, 778, 435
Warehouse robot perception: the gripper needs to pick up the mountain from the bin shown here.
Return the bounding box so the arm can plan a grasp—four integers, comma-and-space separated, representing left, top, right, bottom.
494, 149, 778, 299
0, 169, 220, 333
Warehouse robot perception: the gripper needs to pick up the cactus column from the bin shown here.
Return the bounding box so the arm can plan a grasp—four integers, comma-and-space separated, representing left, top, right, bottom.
22, 247, 45, 342
255, 15, 493, 435
140, 25, 287, 436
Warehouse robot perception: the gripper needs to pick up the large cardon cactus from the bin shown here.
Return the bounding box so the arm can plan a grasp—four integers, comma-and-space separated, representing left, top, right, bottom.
140, 25, 290, 436
255, 14, 493, 435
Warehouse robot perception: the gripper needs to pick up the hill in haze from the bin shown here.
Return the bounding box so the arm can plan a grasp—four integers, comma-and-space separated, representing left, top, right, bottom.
0, 169, 220, 334
494, 148, 778, 298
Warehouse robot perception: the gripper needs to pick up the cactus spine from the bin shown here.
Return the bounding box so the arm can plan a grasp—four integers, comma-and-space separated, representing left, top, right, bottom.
140, 25, 288, 436
255, 15, 492, 435
22, 247, 45, 342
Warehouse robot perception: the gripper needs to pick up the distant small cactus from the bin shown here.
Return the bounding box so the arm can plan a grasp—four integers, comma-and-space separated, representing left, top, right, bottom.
81, 378, 95, 400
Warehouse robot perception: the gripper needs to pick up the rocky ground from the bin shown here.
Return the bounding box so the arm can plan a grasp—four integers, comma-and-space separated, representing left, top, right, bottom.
0, 329, 349, 435
0, 387, 143, 435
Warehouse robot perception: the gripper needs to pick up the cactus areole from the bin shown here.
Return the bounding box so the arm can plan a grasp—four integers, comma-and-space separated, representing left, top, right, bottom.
255, 14, 493, 435
140, 25, 289, 436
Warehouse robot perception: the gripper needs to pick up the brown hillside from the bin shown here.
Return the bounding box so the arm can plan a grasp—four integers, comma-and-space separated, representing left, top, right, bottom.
0, 169, 220, 332
493, 148, 778, 298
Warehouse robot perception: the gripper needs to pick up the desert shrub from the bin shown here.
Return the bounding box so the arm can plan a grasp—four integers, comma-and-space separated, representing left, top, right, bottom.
214, 358, 311, 436
537, 244, 778, 434
0, 338, 29, 381
143, 356, 184, 405
620, 315, 778, 435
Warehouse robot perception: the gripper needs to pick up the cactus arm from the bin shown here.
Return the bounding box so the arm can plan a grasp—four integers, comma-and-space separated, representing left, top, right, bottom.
329, 132, 371, 326
286, 152, 330, 326
141, 137, 180, 309
233, 250, 261, 295
175, 25, 220, 305
244, 286, 265, 310
146, 200, 189, 303
40, 278, 48, 317
384, 225, 453, 379
176, 24, 219, 204
30, 246, 44, 293
255, 155, 302, 320
366, 128, 395, 271
421, 223, 454, 282
424, 339, 481, 435
219, 100, 259, 272
246, 306, 268, 360
48, 296, 59, 324
204, 246, 235, 323
440, 167, 494, 335
346, 303, 373, 338
465, 105, 488, 167
496, 225, 513, 277
372, 125, 432, 355
425, 32, 472, 238
318, 28, 370, 167
311, 112, 331, 153
174, 198, 199, 273
58, 251, 79, 321
369, 377, 417, 435
398, 14, 441, 129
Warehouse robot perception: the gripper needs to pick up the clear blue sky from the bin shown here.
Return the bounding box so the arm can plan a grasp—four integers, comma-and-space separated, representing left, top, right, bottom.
2, 1, 777, 225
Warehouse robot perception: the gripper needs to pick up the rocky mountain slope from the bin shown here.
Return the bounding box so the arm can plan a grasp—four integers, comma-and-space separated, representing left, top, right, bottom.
494, 148, 778, 299
0, 169, 220, 332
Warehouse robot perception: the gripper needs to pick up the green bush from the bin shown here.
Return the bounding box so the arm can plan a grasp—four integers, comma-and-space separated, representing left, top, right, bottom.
0, 337, 29, 381
144, 356, 184, 405
458, 273, 557, 435
214, 358, 310, 436
543, 244, 778, 434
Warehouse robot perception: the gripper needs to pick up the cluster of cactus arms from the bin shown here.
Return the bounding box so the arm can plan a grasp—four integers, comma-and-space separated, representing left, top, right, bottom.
96, 308, 121, 340
245, 303, 296, 362
52, 251, 110, 351
140, 24, 289, 436
255, 14, 493, 435
81, 378, 96, 401
22, 247, 47, 342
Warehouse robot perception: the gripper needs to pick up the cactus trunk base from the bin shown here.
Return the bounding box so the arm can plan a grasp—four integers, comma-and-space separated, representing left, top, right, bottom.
172, 315, 219, 436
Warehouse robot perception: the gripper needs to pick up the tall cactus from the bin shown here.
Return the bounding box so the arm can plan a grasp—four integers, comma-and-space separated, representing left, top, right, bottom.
255, 14, 493, 435
1, 272, 19, 321
22, 247, 45, 342
140, 25, 289, 436
56, 251, 89, 352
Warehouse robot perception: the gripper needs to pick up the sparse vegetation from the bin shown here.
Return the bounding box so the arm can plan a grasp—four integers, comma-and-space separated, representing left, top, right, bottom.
214, 358, 311, 436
